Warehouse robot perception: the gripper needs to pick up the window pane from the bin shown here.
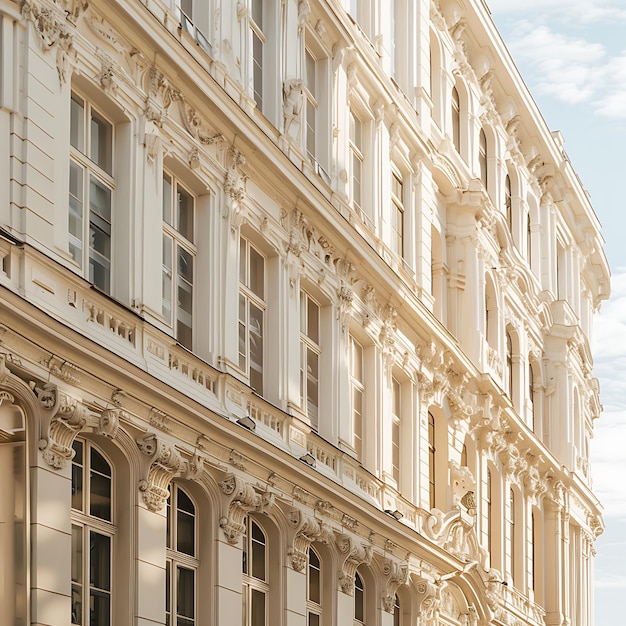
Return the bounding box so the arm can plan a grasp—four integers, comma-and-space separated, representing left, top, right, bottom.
177, 246, 193, 348
177, 566, 195, 620
163, 235, 173, 321
70, 95, 85, 151
307, 298, 319, 343
251, 589, 266, 626
166, 561, 171, 623
89, 532, 111, 593
71, 440, 84, 511
176, 491, 195, 556
69, 161, 84, 265
163, 174, 173, 223
308, 614, 319, 626
308, 549, 320, 604
354, 572, 364, 622
307, 349, 318, 414
71, 525, 83, 625
177, 185, 194, 242
90, 109, 112, 174
248, 246, 264, 298
251, 521, 266, 581
249, 302, 264, 393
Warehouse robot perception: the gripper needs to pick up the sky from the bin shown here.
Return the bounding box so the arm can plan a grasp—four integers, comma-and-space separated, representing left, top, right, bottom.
486, 1, 626, 623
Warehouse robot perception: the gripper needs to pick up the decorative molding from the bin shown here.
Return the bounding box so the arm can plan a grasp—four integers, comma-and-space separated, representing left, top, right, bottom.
282, 79, 304, 142
223, 145, 247, 233
137, 433, 203, 512
335, 533, 372, 595
97, 407, 120, 438
218, 474, 274, 544
287, 510, 330, 571
381, 558, 408, 613
411, 575, 439, 619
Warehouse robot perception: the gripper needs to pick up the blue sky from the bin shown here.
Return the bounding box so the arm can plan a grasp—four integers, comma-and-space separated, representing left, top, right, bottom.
487, 1, 626, 623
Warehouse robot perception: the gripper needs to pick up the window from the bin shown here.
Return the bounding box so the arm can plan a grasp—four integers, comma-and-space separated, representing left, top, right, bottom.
166, 485, 197, 626
239, 238, 265, 393
163, 172, 195, 350
505, 175, 512, 233
451, 87, 460, 152
354, 571, 365, 624
349, 111, 363, 211
69, 93, 114, 293
506, 332, 513, 397
242, 518, 268, 626
305, 49, 319, 161
428, 411, 435, 510
487, 468, 493, 559
530, 510, 536, 593
390, 170, 404, 258
349, 335, 364, 459
307, 547, 322, 626
478, 129, 487, 189
508, 488, 516, 585
393, 594, 401, 626
71, 439, 114, 626
300, 291, 320, 427
527, 213, 532, 264
249, 0, 265, 110
391, 377, 401, 484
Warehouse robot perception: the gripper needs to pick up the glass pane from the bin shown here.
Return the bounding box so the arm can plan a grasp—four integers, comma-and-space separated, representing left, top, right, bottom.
89, 177, 112, 224
71, 440, 84, 511
69, 161, 84, 265
251, 589, 266, 626
176, 246, 193, 348
90, 109, 112, 174
354, 572, 364, 622
70, 95, 85, 151
307, 298, 319, 343
249, 303, 263, 366
166, 561, 171, 619
163, 173, 173, 223
251, 521, 266, 581
248, 246, 264, 298
90, 589, 111, 626
307, 350, 318, 412
176, 492, 195, 556
308, 549, 320, 604
177, 185, 194, 242
163, 235, 173, 321
89, 532, 111, 592
239, 237, 247, 285
71, 525, 83, 584
177, 566, 195, 619
90, 448, 111, 521
308, 614, 319, 626
351, 339, 363, 382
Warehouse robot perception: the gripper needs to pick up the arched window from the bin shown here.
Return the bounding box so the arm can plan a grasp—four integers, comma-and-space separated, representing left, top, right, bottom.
166, 484, 197, 626
451, 87, 460, 152
479, 129, 487, 189
243, 518, 268, 626
307, 547, 322, 626
71, 439, 114, 626
393, 593, 401, 626
354, 571, 365, 623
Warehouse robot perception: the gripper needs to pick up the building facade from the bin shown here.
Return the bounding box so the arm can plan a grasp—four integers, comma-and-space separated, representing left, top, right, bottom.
0, 0, 610, 624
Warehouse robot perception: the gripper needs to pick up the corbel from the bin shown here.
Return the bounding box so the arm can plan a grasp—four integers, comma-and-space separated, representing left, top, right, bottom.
286, 509, 331, 571
335, 532, 372, 595
137, 433, 204, 512
410, 574, 439, 620
380, 557, 408, 613
218, 473, 275, 544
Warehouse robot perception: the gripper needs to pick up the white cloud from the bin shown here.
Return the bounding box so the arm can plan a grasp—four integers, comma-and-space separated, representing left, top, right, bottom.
488, 0, 626, 22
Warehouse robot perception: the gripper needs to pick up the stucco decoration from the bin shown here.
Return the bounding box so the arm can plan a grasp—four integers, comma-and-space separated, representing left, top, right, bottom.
21, 0, 76, 85
223, 146, 247, 234
335, 532, 372, 595
137, 433, 204, 512
282, 79, 304, 142
97, 407, 120, 438
218, 474, 275, 544
145, 66, 181, 127
410, 574, 439, 620
381, 558, 408, 613
449, 461, 476, 508
287, 510, 331, 571
39, 392, 87, 469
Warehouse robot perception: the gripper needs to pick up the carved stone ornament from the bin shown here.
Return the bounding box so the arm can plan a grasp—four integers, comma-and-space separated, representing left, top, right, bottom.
335, 533, 372, 595
287, 510, 330, 571
145, 66, 181, 127
21, 0, 76, 85
449, 461, 476, 508
97, 407, 120, 438
179, 99, 223, 146
218, 474, 275, 544
283, 79, 304, 142
381, 558, 408, 613
137, 433, 204, 512
412, 575, 439, 618
223, 145, 247, 233
39, 393, 87, 469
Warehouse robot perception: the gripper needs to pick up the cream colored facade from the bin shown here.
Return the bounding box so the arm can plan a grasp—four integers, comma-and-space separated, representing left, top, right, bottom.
0, 0, 610, 625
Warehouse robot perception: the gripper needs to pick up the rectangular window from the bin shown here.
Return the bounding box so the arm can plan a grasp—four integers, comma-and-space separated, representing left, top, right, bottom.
305, 49, 318, 161
249, 0, 265, 110
428, 412, 435, 510
239, 237, 265, 394
349, 335, 364, 459
300, 291, 320, 427
349, 112, 363, 211
69, 93, 114, 293
391, 377, 401, 484
162, 172, 195, 350
390, 170, 404, 258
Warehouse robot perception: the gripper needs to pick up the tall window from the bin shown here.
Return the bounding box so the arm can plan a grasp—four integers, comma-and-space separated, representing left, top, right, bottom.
305, 49, 319, 161
242, 518, 268, 626
428, 411, 436, 510
300, 291, 320, 427
307, 547, 322, 626
506, 332, 513, 397
478, 129, 487, 189
349, 111, 363, 211
391, 377, 401, 484
393, 594, 401, 626
162, 172, 195, 350
527, 213, 532, 265
69, 93, 114, 293
354, 571, 365, 624
71, 439, 114, 626
349, 335, 365, 459
505, 175, 512, 233
528, 361, 535, 428
508, 488, 516, 585
166, 485, 197, 626
530, 510, 536, 593
249, 0, 265, 110
390, 170, 404, 258
451, 87, 460, 153
487, 468, 493, 560
239, 238, 265, 393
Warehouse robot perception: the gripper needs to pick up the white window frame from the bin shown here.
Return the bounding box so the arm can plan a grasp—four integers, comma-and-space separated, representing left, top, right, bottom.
390, 168, 405, 259
300, 290, 321, 427
349, 111, 364, 212
162, 171, 196, 351
69, 92, 115, 293
307, 546, 322, 626
349, 334, 364, 459
242, 517, 269, 626
391, 376, 401, 484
